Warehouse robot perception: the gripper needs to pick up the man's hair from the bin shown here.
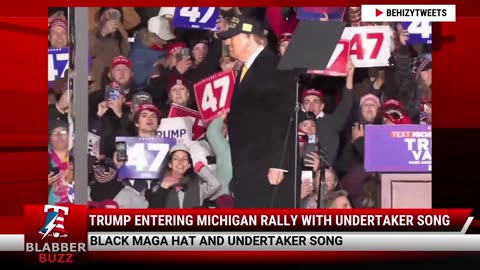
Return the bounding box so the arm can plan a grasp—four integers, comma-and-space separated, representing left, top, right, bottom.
134, 110, 161, 125
324, 190, 349, 208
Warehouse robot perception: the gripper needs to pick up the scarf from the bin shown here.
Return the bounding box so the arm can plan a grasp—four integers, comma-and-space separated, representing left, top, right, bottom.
49, 147, 68, 171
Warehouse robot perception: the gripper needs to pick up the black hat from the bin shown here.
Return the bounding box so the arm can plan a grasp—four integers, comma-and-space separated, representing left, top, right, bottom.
298, 111, 316, 124
48, 118, 68, 135
217, 15, 266, 39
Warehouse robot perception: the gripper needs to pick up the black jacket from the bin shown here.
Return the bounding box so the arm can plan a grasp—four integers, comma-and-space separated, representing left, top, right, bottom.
315, 86, 354, 165
88, 90, 133, 158
227, 48, 298, 208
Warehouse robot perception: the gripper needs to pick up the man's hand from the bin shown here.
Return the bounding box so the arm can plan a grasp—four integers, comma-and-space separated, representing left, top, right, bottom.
48, 171, 63, 186
304, 152, 320, 173
268, 168, 286, 185
97, 101, 109, 117
346, 60, 355, 90
97, 101, 108, 117
217, 108, 230, 120
352, 122, 365, 142
113, 152, 125, 169
301, 182, 314, 199
160, 175, 181, 189
107, 96, 124, 118
397, 24, 409, 46
175, 58, 193, 74
100, 20, 119, 37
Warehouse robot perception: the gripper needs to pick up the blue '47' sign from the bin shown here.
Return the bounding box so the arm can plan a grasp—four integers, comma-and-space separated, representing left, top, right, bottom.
48, 48, 69, 88
402, 21, 432, 44
173, 7, 219, 30
116, 137, 177, 179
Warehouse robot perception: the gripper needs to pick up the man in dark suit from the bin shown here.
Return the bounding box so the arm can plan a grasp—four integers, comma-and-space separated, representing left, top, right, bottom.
217, 16, 298, 208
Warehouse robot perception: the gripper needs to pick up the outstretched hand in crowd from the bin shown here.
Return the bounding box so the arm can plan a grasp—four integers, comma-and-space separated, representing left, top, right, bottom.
397, 24, 410, 46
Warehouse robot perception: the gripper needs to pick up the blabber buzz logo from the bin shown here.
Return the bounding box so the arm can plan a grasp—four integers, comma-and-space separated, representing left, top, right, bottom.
39, 205, 69, 239
24, 204, 88, 264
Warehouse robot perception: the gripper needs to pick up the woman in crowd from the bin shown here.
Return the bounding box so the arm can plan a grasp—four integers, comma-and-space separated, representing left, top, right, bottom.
48, 119, 71, 205
148, 144, 221, 208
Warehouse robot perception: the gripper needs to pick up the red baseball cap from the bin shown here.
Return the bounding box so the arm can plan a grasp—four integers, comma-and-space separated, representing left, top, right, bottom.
382, 99, 412, 124
382, 99, 403, 111
111, 55, 131, 69
137, 103, 161, 118
166, 41, 187, 58
49, 18, 68, 32
301, 89, 324, 101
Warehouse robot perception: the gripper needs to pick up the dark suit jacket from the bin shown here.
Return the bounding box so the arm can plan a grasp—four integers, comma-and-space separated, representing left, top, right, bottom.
228, 48, 298, 208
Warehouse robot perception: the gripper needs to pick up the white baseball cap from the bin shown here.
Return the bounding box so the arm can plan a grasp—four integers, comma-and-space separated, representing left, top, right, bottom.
169, 144, 191, 155
148, 8, 176, 41
159, 7, 175, 18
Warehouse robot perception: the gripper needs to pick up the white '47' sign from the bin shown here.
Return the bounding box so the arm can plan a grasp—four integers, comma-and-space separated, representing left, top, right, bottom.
194, 70, 236, 123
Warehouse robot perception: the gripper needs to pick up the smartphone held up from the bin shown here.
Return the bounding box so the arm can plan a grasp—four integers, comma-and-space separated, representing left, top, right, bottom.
116, 141, 128, 162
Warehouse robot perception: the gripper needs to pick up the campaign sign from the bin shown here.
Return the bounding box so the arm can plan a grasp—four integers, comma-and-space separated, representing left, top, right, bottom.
173, 7, 219, 30
307, 39, 350, 77
48, 48, 69, 88
48, 48, 92, 88
194, 70, 235, 123
87, 132, 100, 157
341, 26, 391, 67
402, 21, 432, 44
158, 117, 193, 144
297, 7, 346, 21
168, 104, 206, 140
116, 137, 177, 179
365, 125, 432, 172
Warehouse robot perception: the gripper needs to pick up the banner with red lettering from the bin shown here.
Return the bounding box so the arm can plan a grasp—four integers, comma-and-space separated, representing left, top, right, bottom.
307, 39, 350, 76
194, 70, 236, 123
168, 104, 206, 140
341, 26, 391, 67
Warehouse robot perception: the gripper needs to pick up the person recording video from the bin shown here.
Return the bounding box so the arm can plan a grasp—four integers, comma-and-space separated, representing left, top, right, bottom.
297, 111, 338, 208
89, 7, 130, 90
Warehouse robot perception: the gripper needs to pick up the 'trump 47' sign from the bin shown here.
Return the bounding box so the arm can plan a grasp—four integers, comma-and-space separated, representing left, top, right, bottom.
365, 125, 432, 172
341, 26, 391, 67
194, 70, 236, 123
173, 7, 219, 30
116, 137, 177, 179
307, 39, 351, 77
48, 48, 69, 87
401, 21, 432, 44
168, 104, 206, 140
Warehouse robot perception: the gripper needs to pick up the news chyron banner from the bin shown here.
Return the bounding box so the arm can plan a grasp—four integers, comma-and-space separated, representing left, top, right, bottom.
21, 206, 480, 264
